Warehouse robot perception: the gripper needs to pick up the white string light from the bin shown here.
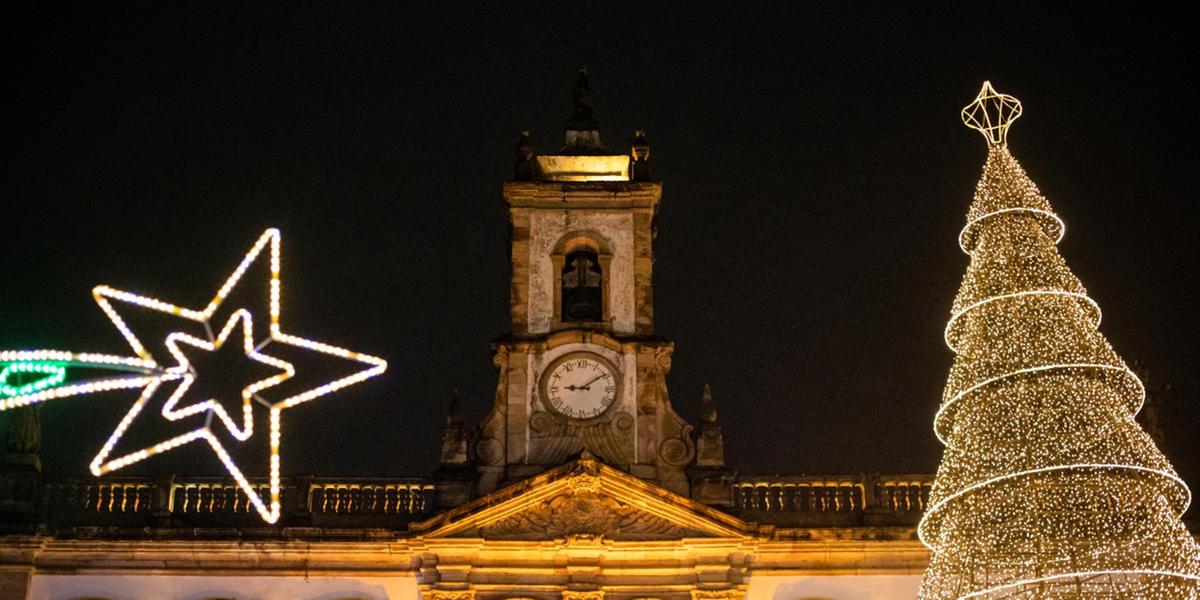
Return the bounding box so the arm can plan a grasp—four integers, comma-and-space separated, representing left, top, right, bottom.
0, 350, 161, 411
2, 228, 387, 524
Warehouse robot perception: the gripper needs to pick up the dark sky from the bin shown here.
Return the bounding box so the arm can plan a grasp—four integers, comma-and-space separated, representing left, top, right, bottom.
2, 4, 1196, 497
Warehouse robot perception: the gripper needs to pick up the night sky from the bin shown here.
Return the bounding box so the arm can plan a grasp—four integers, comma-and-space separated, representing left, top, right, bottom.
2, 4, 1196, 501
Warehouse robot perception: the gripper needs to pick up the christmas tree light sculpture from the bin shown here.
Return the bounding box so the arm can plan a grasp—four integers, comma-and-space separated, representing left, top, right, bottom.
918, 82, 1200, 599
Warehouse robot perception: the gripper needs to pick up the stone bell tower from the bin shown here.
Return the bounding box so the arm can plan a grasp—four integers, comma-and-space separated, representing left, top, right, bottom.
472, 68, 694, 496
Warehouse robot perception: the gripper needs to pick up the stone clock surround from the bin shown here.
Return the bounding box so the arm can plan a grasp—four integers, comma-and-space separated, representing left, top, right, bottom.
533, 344, 631, 427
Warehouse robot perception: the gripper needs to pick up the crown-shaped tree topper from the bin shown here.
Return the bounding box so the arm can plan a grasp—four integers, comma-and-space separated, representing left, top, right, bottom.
962, 81, 1023, 146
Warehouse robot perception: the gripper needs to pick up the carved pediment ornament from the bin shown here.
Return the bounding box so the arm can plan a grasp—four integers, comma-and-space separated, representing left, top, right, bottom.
566, 472, 601, 492
477, 486, 698, 540
412, 460, 752, 540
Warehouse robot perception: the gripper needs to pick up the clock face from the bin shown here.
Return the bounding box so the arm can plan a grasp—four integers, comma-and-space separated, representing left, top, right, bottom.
541, 353, 619, 420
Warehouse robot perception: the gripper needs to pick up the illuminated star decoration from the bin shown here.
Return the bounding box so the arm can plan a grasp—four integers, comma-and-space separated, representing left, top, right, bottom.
0, 229, 387, 523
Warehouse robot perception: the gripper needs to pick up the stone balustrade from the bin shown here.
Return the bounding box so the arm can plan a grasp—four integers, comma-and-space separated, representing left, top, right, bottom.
3, 472, 932, 534
730, 473, 933, 528
309, 480, 436, 515
8, 475, 437, 532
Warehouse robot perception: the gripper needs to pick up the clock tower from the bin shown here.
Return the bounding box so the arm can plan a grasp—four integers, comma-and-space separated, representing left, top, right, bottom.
473, 68, 695, 495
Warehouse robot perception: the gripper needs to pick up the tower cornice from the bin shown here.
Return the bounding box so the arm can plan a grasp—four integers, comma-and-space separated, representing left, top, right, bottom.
503, 181, 662, 210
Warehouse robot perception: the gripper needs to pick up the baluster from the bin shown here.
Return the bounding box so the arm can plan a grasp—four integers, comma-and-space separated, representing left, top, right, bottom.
381, 486, 392, 514
421, 486, 433, 512
313, 485, 326, 513
75, 483, 88, 511
98, 484, 111, 512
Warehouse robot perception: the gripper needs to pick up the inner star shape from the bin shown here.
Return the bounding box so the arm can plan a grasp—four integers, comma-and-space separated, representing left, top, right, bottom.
161, 308, 294, 441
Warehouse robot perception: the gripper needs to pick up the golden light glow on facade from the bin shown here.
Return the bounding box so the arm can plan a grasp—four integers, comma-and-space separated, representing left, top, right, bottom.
917, 83, 1200, 599
534, 154, 631, 181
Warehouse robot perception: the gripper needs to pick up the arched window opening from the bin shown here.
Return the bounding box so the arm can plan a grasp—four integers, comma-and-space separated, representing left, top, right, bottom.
561, 248, 603, 322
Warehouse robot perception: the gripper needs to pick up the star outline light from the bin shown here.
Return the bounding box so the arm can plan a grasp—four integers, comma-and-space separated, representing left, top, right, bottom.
91, 228, 388, 523
1, 228, 387, 524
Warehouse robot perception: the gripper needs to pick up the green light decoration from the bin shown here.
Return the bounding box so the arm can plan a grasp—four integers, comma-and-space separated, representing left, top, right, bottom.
0, 361, 68, 398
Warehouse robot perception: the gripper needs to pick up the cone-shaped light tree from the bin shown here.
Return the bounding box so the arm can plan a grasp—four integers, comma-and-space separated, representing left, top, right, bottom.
918, 82, 1200, 599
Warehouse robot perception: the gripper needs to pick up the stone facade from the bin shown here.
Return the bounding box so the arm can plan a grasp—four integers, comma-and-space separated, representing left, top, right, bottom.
0, 460, 931, 599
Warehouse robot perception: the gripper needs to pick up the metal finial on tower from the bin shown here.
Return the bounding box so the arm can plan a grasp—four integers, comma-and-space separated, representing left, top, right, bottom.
562, 65, 604, 152
569, 65, 595, 128
699, 383, 717, 424
962, 81, 1023, 146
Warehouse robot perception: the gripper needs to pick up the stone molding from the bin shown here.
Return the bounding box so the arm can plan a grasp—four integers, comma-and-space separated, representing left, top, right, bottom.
691, 590, 744, 600
562, 591, 604, 600
428, 590, 475, 600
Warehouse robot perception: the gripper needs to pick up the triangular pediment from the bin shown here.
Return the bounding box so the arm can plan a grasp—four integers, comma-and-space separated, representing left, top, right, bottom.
410, 460, 751, 541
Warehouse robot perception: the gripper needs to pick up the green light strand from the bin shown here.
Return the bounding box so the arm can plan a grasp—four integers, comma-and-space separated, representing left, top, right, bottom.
0, 361, 68, 398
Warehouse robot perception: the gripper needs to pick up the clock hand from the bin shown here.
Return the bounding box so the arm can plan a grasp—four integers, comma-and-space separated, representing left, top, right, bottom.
577, 374, 605, 390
